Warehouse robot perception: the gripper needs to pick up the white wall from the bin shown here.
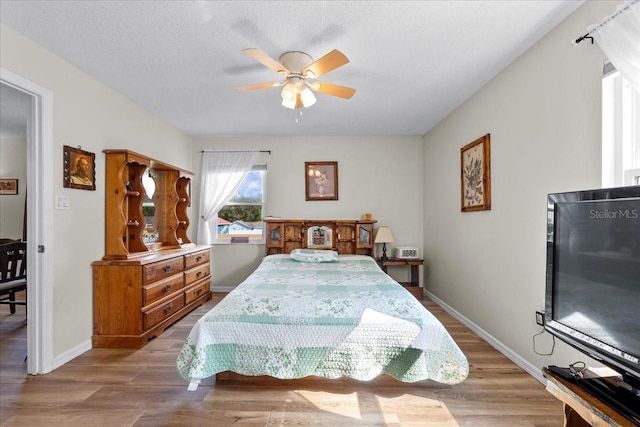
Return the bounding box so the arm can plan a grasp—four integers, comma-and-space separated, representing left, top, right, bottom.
1, 24, 193, 359
422, 1, 616, 375
192, 136, 424, 287
0, 138, 27, 238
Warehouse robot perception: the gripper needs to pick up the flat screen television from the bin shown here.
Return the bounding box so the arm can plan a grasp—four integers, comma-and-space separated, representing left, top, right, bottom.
545, 185, 640, 418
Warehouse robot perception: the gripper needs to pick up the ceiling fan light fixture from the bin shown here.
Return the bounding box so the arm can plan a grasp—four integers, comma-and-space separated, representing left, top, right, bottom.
280, 77, 314, 109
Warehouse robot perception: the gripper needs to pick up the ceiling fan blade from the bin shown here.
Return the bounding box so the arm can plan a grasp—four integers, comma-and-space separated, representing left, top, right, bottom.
235, 82, 282, 91
303, 49, 349, 78
310, 81, 356, 99
242, 48, 289, 74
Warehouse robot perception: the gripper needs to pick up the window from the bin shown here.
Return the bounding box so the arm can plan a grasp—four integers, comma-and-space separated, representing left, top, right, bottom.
214, 164, 266, 243
602, 62, 640, 187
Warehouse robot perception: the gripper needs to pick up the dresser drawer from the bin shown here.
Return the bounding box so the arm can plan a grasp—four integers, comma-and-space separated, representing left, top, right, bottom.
143, 294, 184, 330
143, 257, 184, 284
185, 249, 210, 269
184, 263, 210, 286
142, 273, 183, 306
184, 281, 210, 305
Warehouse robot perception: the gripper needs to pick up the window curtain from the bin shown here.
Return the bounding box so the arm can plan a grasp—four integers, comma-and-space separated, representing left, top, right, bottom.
591, 0, 640, 92
197, 150, 259, 245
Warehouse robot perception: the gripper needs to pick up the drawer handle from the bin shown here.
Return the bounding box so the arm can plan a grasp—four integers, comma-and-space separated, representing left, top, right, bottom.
163, 265, 172, 273
196, 288, 203, 295
196, 255, 203, 261
196, 271, 202, 278
162, 284, 171, 293
163, 304, 172, 315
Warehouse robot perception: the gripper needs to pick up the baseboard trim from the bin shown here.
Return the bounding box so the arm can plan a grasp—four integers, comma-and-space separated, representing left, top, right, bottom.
52, 339, 92, 371
425, 290, 545, 384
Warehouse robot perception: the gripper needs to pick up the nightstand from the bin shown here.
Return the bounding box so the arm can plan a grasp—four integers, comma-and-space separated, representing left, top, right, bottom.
377, 258, 424, 300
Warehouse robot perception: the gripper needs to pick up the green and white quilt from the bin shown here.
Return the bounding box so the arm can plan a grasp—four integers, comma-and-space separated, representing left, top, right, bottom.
177, 255, 469, 390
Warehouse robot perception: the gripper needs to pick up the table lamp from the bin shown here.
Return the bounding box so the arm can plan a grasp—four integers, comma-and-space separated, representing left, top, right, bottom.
374, 226, 394, 261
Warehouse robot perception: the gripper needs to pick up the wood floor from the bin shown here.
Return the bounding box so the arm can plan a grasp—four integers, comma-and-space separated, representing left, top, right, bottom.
0, 291, 563, 426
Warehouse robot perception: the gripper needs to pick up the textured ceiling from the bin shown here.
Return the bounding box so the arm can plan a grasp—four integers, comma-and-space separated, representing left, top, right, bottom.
0, 1, 584, 138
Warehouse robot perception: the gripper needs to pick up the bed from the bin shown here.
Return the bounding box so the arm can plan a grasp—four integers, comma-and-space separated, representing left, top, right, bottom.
177, 251, 469, 390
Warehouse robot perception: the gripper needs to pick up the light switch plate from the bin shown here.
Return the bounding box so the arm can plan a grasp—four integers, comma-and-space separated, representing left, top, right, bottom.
55, 195, 70, 210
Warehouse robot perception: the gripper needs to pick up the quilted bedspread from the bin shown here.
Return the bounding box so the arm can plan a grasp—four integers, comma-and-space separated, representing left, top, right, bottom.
177, 255, 468, 389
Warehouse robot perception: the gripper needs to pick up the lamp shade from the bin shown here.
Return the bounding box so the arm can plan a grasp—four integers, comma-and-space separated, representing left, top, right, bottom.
374, 226, 394, 244
281, 96, 296, 109
280, 81, 297, 102
300, 86, 316, 107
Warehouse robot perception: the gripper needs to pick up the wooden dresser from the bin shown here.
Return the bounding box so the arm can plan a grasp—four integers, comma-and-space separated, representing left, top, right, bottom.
93, 247, 210, 348
92, 149, 211, 348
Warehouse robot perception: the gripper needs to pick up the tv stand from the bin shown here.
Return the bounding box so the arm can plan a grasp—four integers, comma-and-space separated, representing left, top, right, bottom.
543, 367, 640, 426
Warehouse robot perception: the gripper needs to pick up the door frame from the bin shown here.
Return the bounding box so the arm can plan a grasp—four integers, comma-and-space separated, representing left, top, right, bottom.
1, 67, 54, 374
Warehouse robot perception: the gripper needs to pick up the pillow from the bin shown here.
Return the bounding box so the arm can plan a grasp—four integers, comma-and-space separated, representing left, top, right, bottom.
290, 248, 339, 263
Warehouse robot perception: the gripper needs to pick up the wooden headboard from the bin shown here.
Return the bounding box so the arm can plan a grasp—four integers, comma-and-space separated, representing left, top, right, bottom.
264, 219, 377, 256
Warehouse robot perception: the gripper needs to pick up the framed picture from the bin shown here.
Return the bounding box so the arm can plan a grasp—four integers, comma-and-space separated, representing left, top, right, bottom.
63, 145, 96, 191
460, 134, 491, 212
0, 179, 18, 195
305, 161, 338, 201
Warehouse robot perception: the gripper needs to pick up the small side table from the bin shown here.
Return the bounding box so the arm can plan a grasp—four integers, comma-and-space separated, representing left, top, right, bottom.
377, 258, 424, 300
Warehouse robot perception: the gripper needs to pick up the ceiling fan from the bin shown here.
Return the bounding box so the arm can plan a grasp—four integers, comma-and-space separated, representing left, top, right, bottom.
235, 48, 356, 109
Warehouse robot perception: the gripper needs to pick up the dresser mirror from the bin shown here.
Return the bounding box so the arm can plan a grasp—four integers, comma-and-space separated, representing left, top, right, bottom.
306, 225, 333, 249
141, 169, 158, 243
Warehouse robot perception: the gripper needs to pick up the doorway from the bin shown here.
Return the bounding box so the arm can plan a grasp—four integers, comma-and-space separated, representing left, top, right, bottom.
1, 68, 54, 375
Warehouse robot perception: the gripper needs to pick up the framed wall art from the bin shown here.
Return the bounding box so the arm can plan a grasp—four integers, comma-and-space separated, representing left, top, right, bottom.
305, 161, 338, 201
64, 145, 96, 191
0, 179, 18, 195
460, 134, 491, 212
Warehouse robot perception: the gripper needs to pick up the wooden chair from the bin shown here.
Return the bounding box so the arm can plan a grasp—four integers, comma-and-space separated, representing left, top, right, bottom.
0, 241, 27, 315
